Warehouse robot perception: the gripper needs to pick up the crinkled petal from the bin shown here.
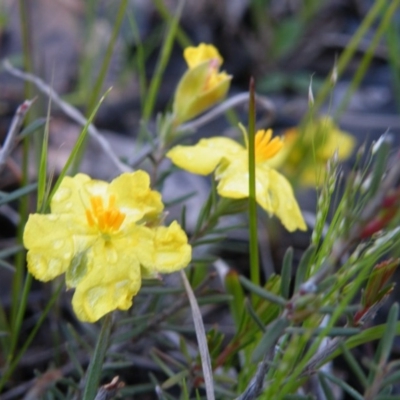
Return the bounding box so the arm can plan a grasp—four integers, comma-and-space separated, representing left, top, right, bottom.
265, 169, 307, 232
217, 160, 306, 232
23, 213, 91, 281
217, 159, 271, 207
51, 174, 92, 215
167, 137, 243, 175
184, 43, 223, 68
110, 171, 163, 222
122, 224, 155, 269
140, 221, 191, 276
72, 238, 141, 322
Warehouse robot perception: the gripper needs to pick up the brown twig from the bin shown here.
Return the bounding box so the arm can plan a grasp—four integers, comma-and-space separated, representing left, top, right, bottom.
3, 60, 131, 174
178, 93, 276, 132
0, 99, 35, 173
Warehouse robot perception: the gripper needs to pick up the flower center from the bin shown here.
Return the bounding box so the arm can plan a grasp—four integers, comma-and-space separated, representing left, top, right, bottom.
85, 195, 126, 234
254, 129, 284, 163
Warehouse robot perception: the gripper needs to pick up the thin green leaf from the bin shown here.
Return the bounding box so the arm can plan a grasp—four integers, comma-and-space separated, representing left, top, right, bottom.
65, 342, 85, 377
251, 318, 290, 363
197, 294, 233, 305
0, 259, 15, 272
82, 313, 113, 400
192, 236, 227, 247
0, 244, 24, 259
0, 281, 63, 391
239, 276, 287, 306
382, 370, 400, 387
368, 303, 399, 385
161, 370, 189, 390
194, 182, 216, 235
367, 134, 391, 200
142, 0, 185, 121
318, 372, 336, 400
18, 117, 46, 138
150, 350, 175, 377
37, 87, 52, 211
320, 371, 364, 400
285, 327, 360, 337
281, 247, 293, 299
245, 298, 266, 333
294, 245, 316, 291
48, 88, 111, 205
0, 183, 37, 206
225, 270, 246, 328
339, 342, 368, 388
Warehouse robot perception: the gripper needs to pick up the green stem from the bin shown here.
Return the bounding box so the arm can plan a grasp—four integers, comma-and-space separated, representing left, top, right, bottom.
312, 0, 387, 114
248, 78, 260, 292
82, 313, 113, 400
334, 0, 400, 119
87, 0, 129, 114
142, 0, 185, 122
0, 281, 63, 391
11, 0, 33, 340
8, 273, 32, 364
72, 0, 129, 173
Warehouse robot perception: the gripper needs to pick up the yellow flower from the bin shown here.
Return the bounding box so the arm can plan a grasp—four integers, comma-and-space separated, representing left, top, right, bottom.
270, 116, 355, 186
173, 43, 232, 125
167, 130, 306, 232
23, 171, 191, 322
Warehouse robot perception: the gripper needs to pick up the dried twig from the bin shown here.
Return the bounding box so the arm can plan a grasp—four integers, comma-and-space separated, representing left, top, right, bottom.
0, 99, 35, 173
235, 351, 272, 400
94, 376, 125, 400
178, 92, 276, 132
3, 60, 131, 173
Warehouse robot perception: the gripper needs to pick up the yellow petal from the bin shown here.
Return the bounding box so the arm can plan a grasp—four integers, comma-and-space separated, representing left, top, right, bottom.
320, 125, 355, 160
184, 43, 223, 69
167, 137, 243, 175
143, 221, 191, 275
23, 214, 90, 281
72, 238, 142, 322
110, 171, 164, 222
217, 160, 306, 232
124, 225, 156, 269
217, 160, 249, 199
265, 169, 307, 232
217, 161, 276, 218
51, 174, 92, 215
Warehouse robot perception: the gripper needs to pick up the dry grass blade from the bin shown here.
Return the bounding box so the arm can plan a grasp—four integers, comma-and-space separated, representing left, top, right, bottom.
180, 270, 215, 400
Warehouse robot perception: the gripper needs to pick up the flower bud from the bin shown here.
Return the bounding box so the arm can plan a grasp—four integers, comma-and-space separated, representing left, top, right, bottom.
173, 43, 232, 125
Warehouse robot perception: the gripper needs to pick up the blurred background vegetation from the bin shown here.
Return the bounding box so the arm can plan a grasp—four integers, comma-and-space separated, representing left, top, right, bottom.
1, 0, 400, 399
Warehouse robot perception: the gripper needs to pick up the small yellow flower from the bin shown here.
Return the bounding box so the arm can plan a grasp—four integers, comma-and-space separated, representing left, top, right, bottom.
23, 171, 191, 322
167, 130, 306, 232
270, 116, 355, 186
173, 43, 232, 125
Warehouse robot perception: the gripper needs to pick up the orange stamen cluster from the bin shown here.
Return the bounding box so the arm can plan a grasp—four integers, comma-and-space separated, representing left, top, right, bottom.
254, 129, 284, 163
85, 195, 125, 233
